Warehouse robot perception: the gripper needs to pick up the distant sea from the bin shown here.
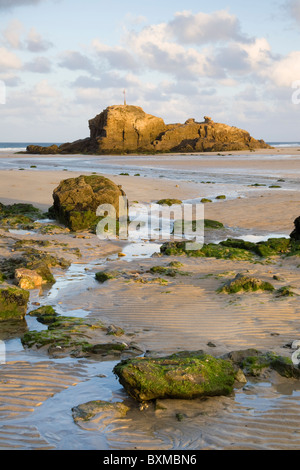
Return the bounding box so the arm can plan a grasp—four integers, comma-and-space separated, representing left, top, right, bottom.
0, 142, 299, 152
0, 143, 62, 152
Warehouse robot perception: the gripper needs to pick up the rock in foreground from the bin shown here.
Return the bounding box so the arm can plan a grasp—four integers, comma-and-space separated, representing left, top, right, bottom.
50, 174, 126, 232
113, 351, 236, 402
26, 105, 272, 155
0, 285, 29, 321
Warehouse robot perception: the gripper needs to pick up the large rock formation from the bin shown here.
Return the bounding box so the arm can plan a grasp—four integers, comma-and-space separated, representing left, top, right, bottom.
27, 105, 272, 155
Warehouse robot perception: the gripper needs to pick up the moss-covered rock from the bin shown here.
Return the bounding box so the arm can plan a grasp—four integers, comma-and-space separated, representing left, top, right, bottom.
0, 248, 70, 285
157, 199, 182, 206
160, 236, 295, 260
224, 349, 300, 379
95, 271, 118, 283
218, 273, 275, 294
149, 266, 189, 277
275, 286, 295, 297
0, 285, 29, 321
51, 175, 126, 232
21, 314, 135, 359
113, 351, 236, 402
160, 241, 254, 260
28, 305, 59, 324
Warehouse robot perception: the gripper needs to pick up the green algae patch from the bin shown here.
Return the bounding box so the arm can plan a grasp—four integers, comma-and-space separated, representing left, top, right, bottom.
160, 241, 254, 260
113, 351, 236, 402
218, 273, 275, 294
160, 236, 296, 261
223, 349, 300, 379
0, 248, 70, 285
241, 353, 296, 378
0, 286, 29, 321
157, 199, 183, 206
275, 286, 296, 297
149, 266, 189, 277
21, 314, 130, 359
220, 237, 291, 258
95, 271, 118, 283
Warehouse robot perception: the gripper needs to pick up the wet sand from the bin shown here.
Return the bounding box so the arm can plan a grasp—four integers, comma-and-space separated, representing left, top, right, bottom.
0, 148, 300, 450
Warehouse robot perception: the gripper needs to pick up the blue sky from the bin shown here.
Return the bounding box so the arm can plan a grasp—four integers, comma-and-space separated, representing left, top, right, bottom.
0, 0, 300, 142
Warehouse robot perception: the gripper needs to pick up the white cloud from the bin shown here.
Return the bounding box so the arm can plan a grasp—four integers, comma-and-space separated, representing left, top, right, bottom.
2, 19, 23, 48
24, 56, 52, 73
266, 51, 300, 86
93, 40, 139, 71
287, 0, 300, 23
2, 20, 53, 52
167, 10, 250, 45
0, 46, 22, 69
58, 50, 95, 72
25, 27, 53, 52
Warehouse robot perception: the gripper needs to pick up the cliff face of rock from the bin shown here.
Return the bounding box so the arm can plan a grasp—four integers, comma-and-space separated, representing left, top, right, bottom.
26, 105, 272, 155
89, 105, 167, 153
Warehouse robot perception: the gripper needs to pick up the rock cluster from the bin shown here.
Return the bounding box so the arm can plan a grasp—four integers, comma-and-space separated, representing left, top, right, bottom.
26, 105, 272, 155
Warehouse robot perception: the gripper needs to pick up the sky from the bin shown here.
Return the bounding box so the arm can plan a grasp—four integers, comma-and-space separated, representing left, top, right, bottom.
0, 0, 300, 142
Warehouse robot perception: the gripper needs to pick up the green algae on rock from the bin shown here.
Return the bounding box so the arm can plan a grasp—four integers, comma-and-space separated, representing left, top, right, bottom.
72, 400, 130, 423
0, 247, 70, 285
218, 273, 275, 294
95, 271, 118, 283
160, 241, 254, 260
157, 199, 183, 206
50, 175, 127, 232
113, 351, 236, 402
21, 314, 136, 359
160, 236, 298, 261
0, 285, 29, 321
223, 349, 300, 379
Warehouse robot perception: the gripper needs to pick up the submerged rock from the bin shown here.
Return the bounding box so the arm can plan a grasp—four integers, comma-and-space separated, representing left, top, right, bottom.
113, 351, 236, 402
26, 105, 272, 155
0, 285, 29, 321
50, 174, 126, 232
72, 400, 129, 423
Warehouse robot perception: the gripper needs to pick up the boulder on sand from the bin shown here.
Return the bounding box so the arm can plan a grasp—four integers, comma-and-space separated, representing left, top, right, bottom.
113, 351, 236, 402
50, 175, 126, 232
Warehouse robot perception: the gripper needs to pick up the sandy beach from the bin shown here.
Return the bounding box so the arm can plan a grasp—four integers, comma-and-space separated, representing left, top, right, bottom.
0, 148, 300, 450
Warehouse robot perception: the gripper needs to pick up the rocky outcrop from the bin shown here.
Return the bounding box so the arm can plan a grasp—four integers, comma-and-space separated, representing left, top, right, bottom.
26, 105, 272, 155
50, 175, 126, 232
